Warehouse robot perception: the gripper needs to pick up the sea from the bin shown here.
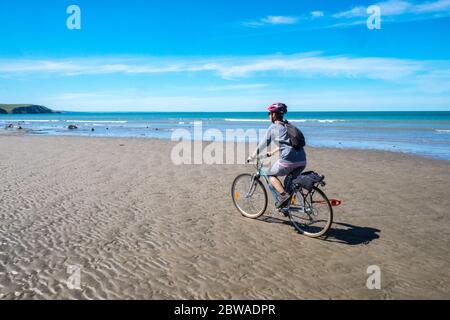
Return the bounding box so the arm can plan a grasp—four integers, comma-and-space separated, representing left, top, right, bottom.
1, 111, 450, 161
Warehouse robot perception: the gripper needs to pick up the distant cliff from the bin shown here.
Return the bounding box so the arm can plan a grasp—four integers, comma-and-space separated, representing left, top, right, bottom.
0, 104, 60, 114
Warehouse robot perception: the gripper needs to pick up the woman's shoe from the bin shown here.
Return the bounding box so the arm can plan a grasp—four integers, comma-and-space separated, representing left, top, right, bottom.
275, 193, 291, 208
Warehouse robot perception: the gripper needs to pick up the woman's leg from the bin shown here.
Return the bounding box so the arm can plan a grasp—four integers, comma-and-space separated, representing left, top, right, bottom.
267, 161, 286, 194
267, 161, 296, 207
268, 165, 306, 195
269, 176, 285, 194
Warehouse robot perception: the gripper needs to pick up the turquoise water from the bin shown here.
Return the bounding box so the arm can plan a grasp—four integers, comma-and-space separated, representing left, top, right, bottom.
1, 111, 450, 161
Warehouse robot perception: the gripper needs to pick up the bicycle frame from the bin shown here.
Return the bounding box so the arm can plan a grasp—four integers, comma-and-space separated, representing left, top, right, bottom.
247, 155, 279, 201
247, 155, 311, 213
248, 155, 303, 207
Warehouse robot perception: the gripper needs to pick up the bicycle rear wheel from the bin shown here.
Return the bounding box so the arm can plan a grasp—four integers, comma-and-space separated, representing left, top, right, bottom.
231, 174, 268, 219
288, 187, 333, 238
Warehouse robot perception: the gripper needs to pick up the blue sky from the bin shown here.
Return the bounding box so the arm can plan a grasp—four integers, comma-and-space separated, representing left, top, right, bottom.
0, 0, 449, 111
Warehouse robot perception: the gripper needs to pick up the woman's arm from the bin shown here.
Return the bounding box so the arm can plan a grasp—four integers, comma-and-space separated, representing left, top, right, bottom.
248, 125, 273, 160
267, 147, 280, 157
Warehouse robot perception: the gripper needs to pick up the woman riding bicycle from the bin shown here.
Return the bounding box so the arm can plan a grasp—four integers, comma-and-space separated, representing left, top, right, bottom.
247, 103, 307, 208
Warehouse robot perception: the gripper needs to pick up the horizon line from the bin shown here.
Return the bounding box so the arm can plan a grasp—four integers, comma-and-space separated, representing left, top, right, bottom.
49, 110, 450, 113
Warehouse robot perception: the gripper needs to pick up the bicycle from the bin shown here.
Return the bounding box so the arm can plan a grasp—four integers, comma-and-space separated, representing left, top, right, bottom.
231, 154, 337, 238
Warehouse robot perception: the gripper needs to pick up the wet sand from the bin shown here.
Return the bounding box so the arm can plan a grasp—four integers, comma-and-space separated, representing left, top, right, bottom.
0, 135, 449, 299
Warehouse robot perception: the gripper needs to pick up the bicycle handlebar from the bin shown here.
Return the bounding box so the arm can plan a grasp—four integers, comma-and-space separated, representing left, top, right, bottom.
247, 153, 270, 164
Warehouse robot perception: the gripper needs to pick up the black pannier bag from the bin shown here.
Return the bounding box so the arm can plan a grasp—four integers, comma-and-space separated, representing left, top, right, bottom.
292, 171, 324, 191
284, 122, 306, 150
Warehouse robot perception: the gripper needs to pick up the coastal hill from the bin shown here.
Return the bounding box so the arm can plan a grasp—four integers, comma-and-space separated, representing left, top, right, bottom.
0, 104, 59, 114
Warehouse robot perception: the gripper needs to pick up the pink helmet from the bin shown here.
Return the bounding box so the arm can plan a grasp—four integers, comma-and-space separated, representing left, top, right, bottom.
267, 102, 288, 114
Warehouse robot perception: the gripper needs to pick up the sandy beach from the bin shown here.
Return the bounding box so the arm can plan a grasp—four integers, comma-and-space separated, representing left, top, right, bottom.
0, 134, 449, 299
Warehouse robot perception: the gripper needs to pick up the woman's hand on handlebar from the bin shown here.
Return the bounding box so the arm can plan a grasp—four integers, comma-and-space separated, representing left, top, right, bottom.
267, 148, 279, 158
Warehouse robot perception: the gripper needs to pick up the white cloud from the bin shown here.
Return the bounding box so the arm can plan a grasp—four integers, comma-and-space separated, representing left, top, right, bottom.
5, 54, 447, 111
0, 54, 424, 80
378, 0, 413, 15
333, 0, 412, 18
413, 0, 450, 13
263, 16, 298, 24
207, 55, 426, 81
0, 57, 216, 76
0, 54, 431, 82
241, 21, 264, 27
333, 0, 450, 21
2, 54, 450, 101
241, 1, 450, 30
333, 6, 367, 19
243, 15, 299, 27
311, 11, 325, 18
205, 83, 269, 91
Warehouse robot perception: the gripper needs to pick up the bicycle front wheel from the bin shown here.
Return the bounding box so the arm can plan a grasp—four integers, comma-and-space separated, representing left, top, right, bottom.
288, 187, 333, 238
231, 174, 268, 219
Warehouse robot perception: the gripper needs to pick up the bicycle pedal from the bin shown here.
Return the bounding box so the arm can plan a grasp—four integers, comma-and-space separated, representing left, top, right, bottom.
278, 208, 289, 217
